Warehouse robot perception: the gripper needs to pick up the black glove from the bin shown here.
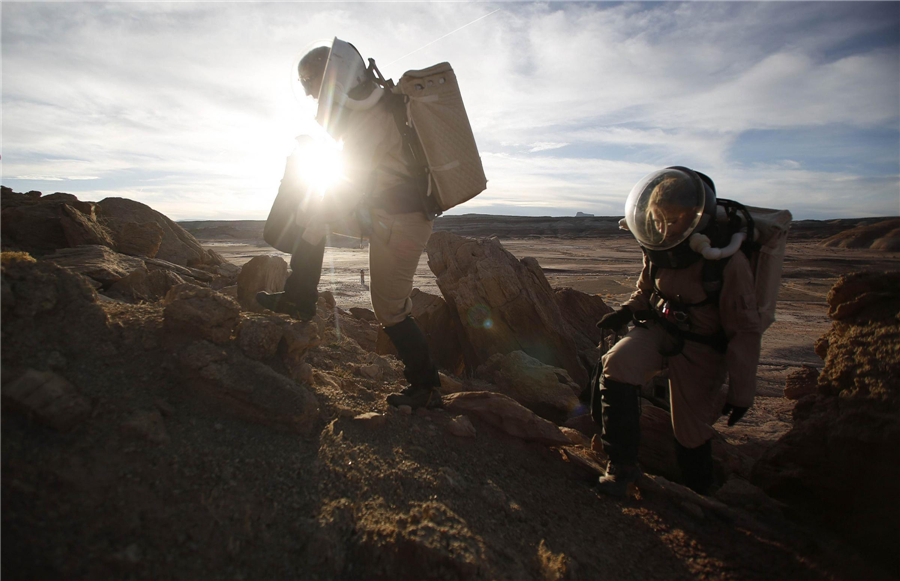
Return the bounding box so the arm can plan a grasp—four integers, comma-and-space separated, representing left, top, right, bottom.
721, 403, 749, 426
596, 307, 633, 330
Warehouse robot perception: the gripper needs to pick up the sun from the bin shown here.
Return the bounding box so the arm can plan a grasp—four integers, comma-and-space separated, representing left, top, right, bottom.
292, 137, 344, 196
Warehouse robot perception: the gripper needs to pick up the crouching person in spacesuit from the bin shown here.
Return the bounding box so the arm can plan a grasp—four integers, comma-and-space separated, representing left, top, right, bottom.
594, 167, 761, 497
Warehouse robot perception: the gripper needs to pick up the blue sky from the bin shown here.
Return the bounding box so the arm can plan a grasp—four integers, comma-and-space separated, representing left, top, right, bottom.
2, 1, 899, 220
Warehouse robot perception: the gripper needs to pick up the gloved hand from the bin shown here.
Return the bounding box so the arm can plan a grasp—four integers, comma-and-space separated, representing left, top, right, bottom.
721, 403, 749, 426
596, 307, 633, 330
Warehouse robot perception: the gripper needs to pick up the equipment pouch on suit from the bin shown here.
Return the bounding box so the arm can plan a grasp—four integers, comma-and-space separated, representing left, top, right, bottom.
264, 155, 315, 254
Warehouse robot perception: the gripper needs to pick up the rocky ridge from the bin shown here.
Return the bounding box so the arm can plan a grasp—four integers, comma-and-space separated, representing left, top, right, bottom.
1, 188, 894, 580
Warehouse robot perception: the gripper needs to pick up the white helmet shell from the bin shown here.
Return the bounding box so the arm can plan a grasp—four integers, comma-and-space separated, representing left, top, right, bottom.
314, 38, 383, 131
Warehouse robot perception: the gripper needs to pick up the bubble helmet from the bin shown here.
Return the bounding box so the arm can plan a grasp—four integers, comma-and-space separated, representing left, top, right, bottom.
623, 167, 717, 268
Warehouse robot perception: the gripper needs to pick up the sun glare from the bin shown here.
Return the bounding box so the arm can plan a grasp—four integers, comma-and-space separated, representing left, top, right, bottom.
293, 138, 344, 196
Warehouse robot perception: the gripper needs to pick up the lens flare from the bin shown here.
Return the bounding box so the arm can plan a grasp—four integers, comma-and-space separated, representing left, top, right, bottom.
466, 304, 493, 329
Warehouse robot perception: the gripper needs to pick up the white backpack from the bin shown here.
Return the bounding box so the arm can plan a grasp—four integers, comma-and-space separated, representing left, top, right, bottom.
371, 60, 487, 218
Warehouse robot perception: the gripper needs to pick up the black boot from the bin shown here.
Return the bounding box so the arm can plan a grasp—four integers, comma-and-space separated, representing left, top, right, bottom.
675, 438, 714, 495
384, 317, 442, 409
255, 291, 316, 321
595, 377, 642, 498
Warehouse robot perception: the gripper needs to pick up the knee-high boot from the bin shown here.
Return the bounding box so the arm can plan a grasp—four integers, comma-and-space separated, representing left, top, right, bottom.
384, 316, 442, 409
675, 438, 714, 495
595, 377, 642, 497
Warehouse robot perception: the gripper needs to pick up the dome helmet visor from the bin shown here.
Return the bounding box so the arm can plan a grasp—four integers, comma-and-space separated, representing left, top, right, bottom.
624, 167, 716, 251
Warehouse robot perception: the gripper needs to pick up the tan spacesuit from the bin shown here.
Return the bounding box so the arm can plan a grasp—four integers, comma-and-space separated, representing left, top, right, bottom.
259, 39, 440, 409
595, 167, 762, 496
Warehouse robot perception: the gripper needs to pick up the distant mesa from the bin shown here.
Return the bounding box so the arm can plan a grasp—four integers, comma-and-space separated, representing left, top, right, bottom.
575, 211, 594, 217
820, 217, 900, 251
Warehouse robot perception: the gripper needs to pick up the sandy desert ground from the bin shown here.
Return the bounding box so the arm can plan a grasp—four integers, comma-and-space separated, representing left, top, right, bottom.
196, 222, 900, 462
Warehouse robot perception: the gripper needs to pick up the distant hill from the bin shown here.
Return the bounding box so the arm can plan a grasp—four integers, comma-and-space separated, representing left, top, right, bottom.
180, 214, 899, 244
819, 218, 900, 251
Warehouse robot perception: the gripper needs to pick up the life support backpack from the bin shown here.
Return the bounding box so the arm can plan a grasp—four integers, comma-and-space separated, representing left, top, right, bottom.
649, 199, 792, 336
368, 60, 487, 219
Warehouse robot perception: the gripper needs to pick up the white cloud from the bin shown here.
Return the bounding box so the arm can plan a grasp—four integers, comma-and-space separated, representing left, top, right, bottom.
2, 2, 897, 220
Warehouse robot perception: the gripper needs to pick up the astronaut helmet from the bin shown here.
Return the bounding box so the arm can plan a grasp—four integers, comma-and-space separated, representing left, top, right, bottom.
295, 38, 382, 136
624, 166, 716, 252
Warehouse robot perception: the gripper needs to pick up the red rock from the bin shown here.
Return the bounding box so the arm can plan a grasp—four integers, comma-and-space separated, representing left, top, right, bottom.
447, 415, 476, 438
117, 221, 164, 258
236, 255, 288, 312
45, 245, 146, 287
442, 391, 570, 446
163, 284, 241, 345
784, 365, 819, 400
98, 197, 221, 266
426, 232, 588, 386
236, 314, 285, 360
475, 350, 580, 422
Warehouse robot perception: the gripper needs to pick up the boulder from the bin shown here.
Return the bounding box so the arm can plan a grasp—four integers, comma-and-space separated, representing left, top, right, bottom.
236, 255, 288, 312
177, 340, 319, 434
97, 197, 221, 266
116, 221, 164, 258
331, 309, 379, 353
753, 271, 900, 572
107, 266, 154, 302
475, 350, 581, 423
447, 415, 476, 438
2, 369, 92, 432
236, 314, 285, 360
144, 257, 213, 283
45, 245, 146, 288
1, 254, 111, 365
1, 193, 113, 256
279, 318, 320, 378
426, 232, 587, 386
554, 287, 613, 368
442, 391, 570, 446
59, 203, 116, 249
163, 284, 241, 345
783, 365, 819, 400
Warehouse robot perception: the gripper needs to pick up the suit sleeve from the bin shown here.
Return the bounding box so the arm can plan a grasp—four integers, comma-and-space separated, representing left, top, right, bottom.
622, 252, 654, 313
720, 252, 762, 408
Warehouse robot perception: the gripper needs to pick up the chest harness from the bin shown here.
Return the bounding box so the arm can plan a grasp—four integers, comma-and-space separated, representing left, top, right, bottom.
637, 257, 730, 355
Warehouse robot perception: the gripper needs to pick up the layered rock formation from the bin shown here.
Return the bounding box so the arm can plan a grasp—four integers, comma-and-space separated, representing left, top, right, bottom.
426, 232, 592, 386
753, 271, 900, 571
820, 218, 900, 251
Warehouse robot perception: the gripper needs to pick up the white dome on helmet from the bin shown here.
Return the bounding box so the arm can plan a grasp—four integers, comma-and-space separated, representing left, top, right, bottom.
624, 167, 716, 251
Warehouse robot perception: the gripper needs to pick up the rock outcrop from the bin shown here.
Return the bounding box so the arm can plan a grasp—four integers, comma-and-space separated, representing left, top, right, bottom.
783, 365, 819, 400
426, 232, 588, 386
443, 391, 571, 446
235, 255, 288, 312
163, 283, 242, 345
97, 197, 222, 266
176, 339, 320, 435
753, 271, 900, 572
475, 350, 581, 423
554, 287, 613, 369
